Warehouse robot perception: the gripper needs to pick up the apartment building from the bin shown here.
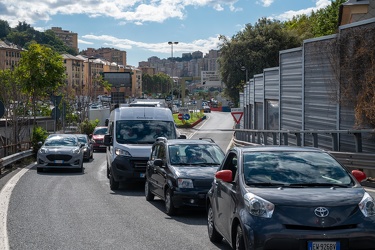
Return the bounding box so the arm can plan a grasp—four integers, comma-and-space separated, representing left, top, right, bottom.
80, 47, 127, 67
0, 40, 24, 70
62, 54, 85, 95
50, 27, 78, 53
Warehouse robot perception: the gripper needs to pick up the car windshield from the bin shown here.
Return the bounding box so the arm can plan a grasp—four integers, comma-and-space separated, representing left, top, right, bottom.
115, 120, 177, 144
168, 144, 224, 165
243, 151, 353, 186
77, 135, 88, 143
93, 127, 108, 135
44, 135, 78, 147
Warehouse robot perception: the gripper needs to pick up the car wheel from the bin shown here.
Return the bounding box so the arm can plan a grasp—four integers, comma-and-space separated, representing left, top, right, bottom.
207, 203, 223, 243
109, 169, 119, 190
165, 188, 176, 216
145, 179, 155, 201
235, 224, 246, 250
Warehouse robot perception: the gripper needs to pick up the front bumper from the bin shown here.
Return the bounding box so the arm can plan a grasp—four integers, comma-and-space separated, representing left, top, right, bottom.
240, 212, 375, 250
111, 156, 148, 182
171, 189, 209, 209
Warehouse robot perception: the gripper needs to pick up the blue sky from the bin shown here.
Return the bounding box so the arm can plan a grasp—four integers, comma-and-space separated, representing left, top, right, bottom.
1, 0, 333, 66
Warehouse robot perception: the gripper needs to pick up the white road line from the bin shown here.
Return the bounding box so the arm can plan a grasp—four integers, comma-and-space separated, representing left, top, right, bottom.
0, 163, 35, 250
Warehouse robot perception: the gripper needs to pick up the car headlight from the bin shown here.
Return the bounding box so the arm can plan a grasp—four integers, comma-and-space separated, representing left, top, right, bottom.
39, 148, 48, 154
244, 193, 274, 218
359, 192, 375, 217
178, 179, 194, 188
83, 147, 88, 152
72, 148, 80, 154
115, 147, 132, 157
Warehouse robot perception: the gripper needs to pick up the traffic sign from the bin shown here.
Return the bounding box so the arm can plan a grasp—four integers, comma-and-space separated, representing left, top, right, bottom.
178, 113, 183, 120
183, 114, 190, 120
231, 108, 243, 124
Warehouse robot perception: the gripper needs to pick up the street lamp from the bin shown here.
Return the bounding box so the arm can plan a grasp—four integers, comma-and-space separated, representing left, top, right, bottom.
241, 66, 248, 84
168, 41, 178, 103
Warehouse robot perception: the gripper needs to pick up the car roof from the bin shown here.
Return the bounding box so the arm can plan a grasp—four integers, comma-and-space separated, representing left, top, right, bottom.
234, 145, 326, 153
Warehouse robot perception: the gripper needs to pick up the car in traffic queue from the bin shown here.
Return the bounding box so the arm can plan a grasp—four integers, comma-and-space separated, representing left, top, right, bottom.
76, 134, 94, 161
145, 137, 225, 215
90, 126, 108, 152
206, 146, 375, 250
202, 105, 211, 113
37, 133, 85, 173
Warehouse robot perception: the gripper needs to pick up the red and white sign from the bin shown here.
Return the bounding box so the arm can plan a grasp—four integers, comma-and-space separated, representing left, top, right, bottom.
231, 108, 243, 124
178, 113, 183, 120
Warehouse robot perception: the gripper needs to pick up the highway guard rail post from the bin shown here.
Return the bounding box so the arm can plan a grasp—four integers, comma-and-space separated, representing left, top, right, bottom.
0, 149, 34, 175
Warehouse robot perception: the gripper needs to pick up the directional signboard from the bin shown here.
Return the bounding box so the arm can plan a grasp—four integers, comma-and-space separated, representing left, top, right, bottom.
231, 108, 243, 124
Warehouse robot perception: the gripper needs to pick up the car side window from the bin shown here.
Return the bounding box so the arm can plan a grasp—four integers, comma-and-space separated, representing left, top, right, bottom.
156, 144, 166, 159
221, 152, 238, 181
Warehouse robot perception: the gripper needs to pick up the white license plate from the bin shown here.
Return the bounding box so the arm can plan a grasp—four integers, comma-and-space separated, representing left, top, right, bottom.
140, 173, 145, 178
308, 241, 340, 250
54, 160, 64, 164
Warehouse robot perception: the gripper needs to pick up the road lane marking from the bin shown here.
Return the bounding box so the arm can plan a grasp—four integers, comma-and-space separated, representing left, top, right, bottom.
0, 163, 35, 250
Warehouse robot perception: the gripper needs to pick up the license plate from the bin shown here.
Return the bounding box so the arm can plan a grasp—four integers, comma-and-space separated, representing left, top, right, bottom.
99, 145, 106, 147
308, 241, 340, 250
54, 160, 64, 164
140, 173, 145, 178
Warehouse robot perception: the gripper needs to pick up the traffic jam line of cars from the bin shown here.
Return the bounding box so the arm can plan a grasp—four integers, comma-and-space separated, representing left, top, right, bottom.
35, 129, 375, 249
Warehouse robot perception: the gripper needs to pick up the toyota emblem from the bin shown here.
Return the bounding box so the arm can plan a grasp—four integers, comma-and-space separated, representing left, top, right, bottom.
314, 207, 329, 217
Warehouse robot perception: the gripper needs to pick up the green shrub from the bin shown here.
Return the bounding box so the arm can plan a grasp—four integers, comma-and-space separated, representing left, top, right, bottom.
31, 126, 49, 154
79, 119, 100, 135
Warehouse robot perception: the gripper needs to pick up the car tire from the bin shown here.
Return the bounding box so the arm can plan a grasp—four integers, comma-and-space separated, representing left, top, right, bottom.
207, 203, 223, 243
145, 179, 155, 201
235, 224, 246, 250
109, 169, 119, 190
165, 188, 176, 216
37, 167, 43, 173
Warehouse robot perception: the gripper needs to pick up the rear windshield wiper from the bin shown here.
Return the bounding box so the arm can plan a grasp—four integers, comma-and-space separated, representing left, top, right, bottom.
246, 182, 287, 187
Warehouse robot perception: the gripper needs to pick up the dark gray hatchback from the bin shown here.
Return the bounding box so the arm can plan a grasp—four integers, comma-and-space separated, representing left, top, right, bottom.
145, 137, 225, 215
207, 146, 375, 250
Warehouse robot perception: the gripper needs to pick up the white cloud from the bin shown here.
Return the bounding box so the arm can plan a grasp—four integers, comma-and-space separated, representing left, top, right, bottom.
275, 0, 331, 21
0, 0, 239, 27
259, 0, 274, 7
82, 34, 222, 54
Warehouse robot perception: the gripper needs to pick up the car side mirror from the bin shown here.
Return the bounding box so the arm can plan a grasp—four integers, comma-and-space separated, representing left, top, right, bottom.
154, 159, 164, 167
215, 170, 233, 183
104, 134, 112, 146
352, 169, 367, 182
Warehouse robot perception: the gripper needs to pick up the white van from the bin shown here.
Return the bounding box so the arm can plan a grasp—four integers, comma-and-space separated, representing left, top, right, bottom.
104, 106, 186, 190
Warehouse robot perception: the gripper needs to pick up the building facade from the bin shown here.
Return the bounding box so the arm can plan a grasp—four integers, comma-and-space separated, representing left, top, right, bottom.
50, 27, 78, 53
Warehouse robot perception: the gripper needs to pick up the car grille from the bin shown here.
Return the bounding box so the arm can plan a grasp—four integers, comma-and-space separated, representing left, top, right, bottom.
46, 154, 73, 161
193, 179, 212, 189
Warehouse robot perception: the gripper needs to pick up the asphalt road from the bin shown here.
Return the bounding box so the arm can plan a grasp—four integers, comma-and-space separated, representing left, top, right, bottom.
1, 111, 374, 250
1, 112, 235, 250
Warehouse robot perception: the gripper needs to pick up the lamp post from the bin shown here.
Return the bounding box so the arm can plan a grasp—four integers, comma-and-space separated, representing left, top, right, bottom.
168, 41, 178, 103
241, 66, 248, 84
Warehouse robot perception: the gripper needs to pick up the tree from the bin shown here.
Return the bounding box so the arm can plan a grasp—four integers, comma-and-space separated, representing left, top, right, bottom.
16, 43, 66, 125
0, 69, 31, 153
218, 18, 302, 105
0, 20, 11, 38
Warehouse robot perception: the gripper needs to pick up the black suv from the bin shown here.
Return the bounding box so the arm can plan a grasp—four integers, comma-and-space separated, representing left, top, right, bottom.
145, 137, 225, 215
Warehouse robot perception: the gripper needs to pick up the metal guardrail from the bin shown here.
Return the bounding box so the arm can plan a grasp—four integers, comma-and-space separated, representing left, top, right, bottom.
0, 149, 34, 175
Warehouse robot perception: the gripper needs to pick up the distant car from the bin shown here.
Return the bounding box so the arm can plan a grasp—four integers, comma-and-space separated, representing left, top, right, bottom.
76, 134, 94, 161
37, 134, 85, 173
145, 137, 225, 215
172, 105, 179, 114
203, 105, 211, 113
90, 126, 108, 151
207, 146, 375, 250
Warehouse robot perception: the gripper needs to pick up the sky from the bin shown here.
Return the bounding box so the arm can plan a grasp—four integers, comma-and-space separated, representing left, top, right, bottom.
1, 0, 333, 67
